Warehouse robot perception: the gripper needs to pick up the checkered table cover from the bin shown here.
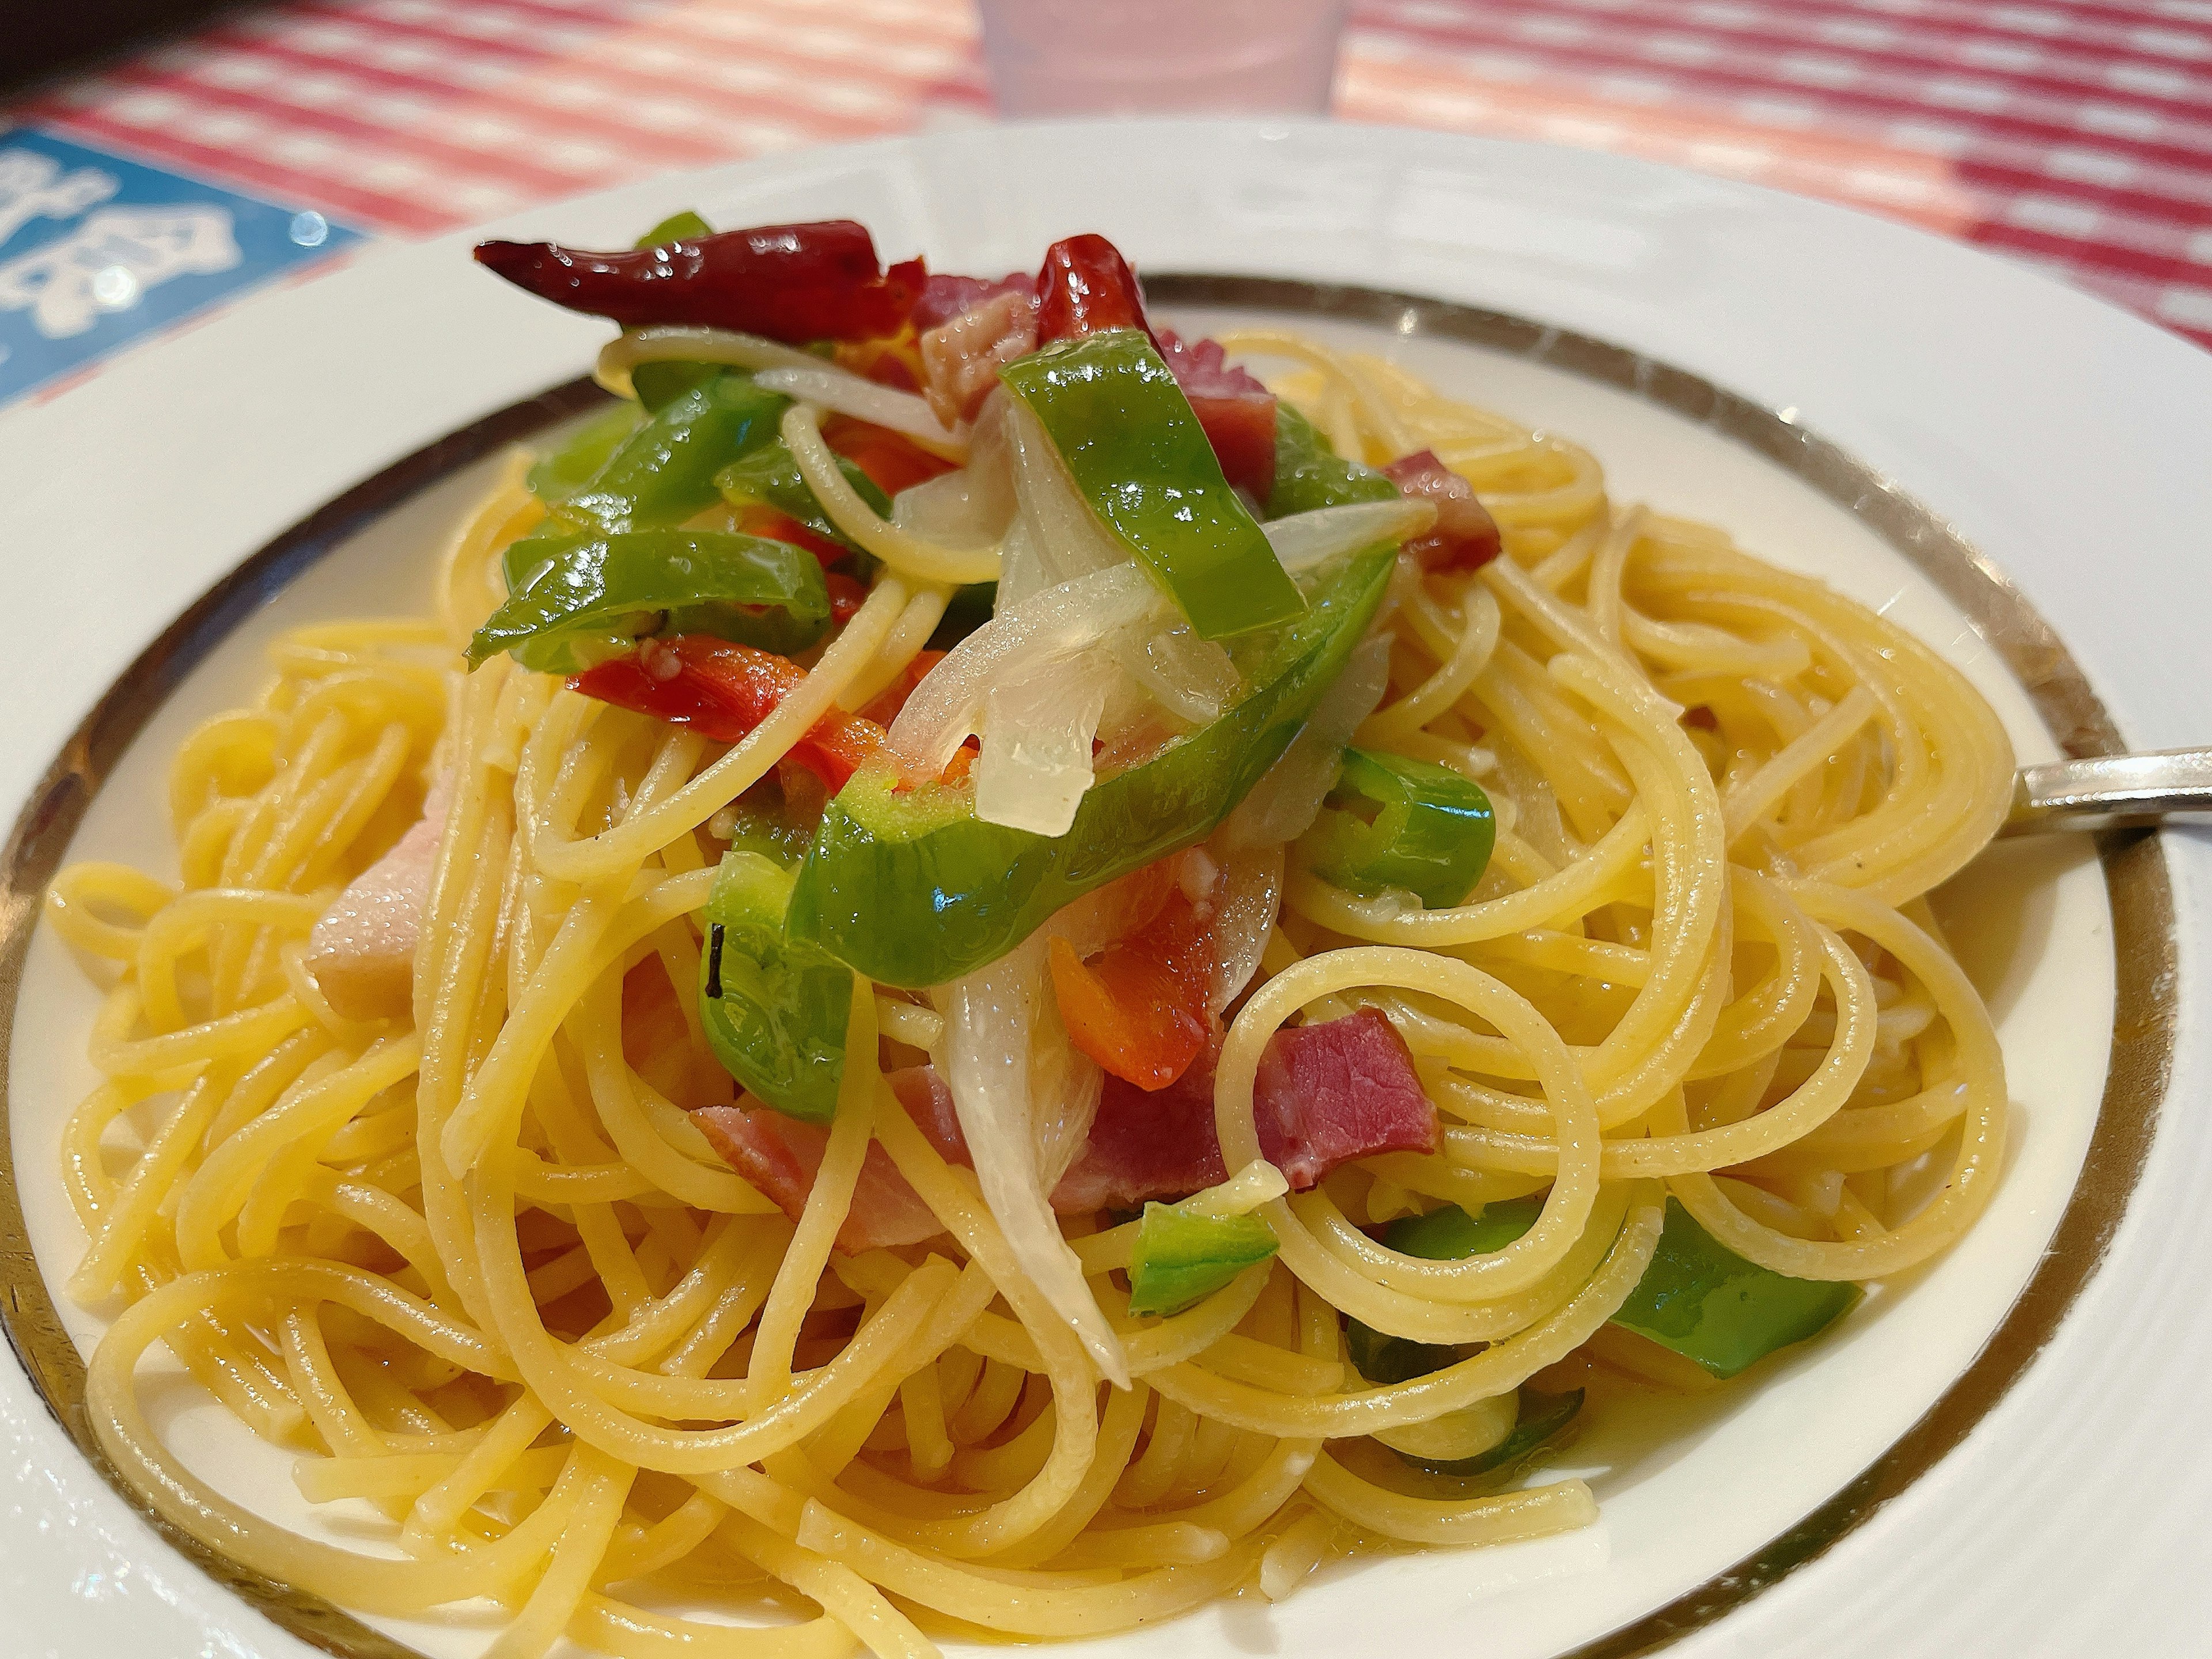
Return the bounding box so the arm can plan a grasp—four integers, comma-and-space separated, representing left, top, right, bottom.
6, 0, 2209, 389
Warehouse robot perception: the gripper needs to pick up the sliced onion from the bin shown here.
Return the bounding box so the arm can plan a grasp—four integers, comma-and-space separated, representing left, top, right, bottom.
1219, 632, 1393, 850
596, 324, 820, 396
891, 401, 1013, 551
935, 935, 1126, 1385
751, 365, 963, 449
975, 651, 1120, 838
1266, 498, 1435, 573
887, 562, 1160, 774
1206, 842, 1285, 1014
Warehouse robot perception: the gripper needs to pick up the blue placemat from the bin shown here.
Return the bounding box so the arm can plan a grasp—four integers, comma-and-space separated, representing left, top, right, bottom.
0, 127, 364, 406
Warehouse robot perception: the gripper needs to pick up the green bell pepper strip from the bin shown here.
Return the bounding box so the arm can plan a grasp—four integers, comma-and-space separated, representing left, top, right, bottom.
1266, 403, 1400, 521
1611, 1198, 1858, 1379
1414, 1388, 1585, 1478
468, 530, 830, 673
1302, 749, 1497, 909
697, 852, 855, 1125
714, 439, 892, 553
627, 212, 722, 410
529, 402, 645, 505
558, 370, 789, 534
1125, 1202, 1279, 1317
786, 543, 1395, 987
720, 798, 813, 869
998, 328, 1304, 640
638, 209, 713, 247
1346, 1195, 1544, 1385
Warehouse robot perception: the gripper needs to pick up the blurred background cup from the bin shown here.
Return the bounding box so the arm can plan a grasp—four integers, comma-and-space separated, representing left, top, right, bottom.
978, 0, 1349, 118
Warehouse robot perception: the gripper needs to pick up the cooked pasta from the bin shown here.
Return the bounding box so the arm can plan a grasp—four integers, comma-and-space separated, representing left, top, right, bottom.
46, 221, 2015, 1658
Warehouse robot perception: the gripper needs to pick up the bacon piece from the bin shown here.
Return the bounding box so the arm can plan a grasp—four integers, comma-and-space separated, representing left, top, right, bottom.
912, 272, 1034, 333
690, 1067, 970, 1254
1382, 449, 1502, 572
302, 771, 449, 1022
1052, 1007, 1437, 1211
919, 289, 1040, 427
1157, 328, 1278, 501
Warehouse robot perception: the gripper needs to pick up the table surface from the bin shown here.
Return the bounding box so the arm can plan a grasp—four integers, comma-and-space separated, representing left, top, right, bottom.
1, 0, 2208, 406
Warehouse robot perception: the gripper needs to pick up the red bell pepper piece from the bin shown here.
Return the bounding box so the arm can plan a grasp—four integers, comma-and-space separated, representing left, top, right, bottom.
1048, 870, 1216, 1092
734, 503, 846, 566
572, 635, 886, 790
473, 220, 926, 345
1035, 233, 1154, 344
820, 415, 959, 495
1382, 450, 1503, 571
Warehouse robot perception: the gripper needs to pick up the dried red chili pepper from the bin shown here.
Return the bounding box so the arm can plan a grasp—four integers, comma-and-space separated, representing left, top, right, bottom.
474, 219, 925, 344
1034, 233, 1155, 344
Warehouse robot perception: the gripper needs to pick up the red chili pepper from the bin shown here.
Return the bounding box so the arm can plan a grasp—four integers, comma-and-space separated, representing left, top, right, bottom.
572, 635, 887, 791
473, 220, 926, 344
1048, 869, 1215, 1092
825, 571, 868, 627
1034, 233, 1154, 345
821, 415, 959, 495
1382, 450, 1503, 572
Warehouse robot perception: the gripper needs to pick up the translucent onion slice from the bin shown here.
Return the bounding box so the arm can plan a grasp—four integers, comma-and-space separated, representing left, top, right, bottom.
1206, 842, 1285, 1014
1219, 632, 1393, 849
975, 652, 1120, 838
887, 562, 1160, 774
935, 935, 1126, 1385
890, 400, 1014, 552
596, 324, 820, 397
1266, 498, 1435, 573
751, 365, 963, 450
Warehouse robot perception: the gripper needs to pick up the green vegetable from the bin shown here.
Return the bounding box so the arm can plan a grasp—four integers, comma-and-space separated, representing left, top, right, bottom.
558, 370, 789, 534
1266, 403, 1399, 520
1302, 748, 1496, 909
715, 439, 891, 553
468, 530, 830, 672
719, 798, 813, 869
1346, 1196, 1544, 1385
786, 543, 1395, 987
637, 209, 712, 247
1126, 1202, 1278, 1317
999, 328, 1304, 639
1414, 1389, 1584, 1478
529, 402, 645, 505
1611, 1198, 1858, 1379
697, 852, 854, 1124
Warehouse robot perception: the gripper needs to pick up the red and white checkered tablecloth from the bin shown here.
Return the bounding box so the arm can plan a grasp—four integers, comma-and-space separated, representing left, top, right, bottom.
10, 0, 2212, 348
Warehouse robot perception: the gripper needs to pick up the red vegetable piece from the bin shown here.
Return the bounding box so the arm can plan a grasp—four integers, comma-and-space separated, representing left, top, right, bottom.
571, 635, 886, 791
821, 415, 960, 496
825, 571, 868, 627
1157, 328, 1278, 501
857, 649, 947, 728
1382, 449, 1503, 571
1048, 879, 1215, 1092
473, 219, 925, 344
735, 503, 845, 566
1034, 233, 1154, 344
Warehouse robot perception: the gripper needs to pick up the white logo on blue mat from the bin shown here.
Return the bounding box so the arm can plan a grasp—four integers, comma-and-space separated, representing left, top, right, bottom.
0, 204, 243, 338
0, 149, 119, 247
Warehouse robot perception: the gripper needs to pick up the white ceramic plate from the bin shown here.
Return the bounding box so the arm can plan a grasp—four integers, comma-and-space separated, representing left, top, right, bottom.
2, 119, 2207, 1659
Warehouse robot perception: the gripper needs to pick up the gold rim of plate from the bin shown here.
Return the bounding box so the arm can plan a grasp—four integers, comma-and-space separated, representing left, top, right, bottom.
0, 277, 2176, 1659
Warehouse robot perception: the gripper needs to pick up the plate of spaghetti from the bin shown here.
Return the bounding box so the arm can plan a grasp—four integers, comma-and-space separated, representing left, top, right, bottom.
2, 122, 2206, 1659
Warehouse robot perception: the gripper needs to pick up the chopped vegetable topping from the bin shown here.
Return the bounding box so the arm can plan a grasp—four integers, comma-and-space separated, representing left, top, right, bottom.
1125, 1201, 1279, 1316
1611, 1198, 1858, 1378
696, 852, 853, 1123
1300, 747, 1497, 908
473, 219, 926, 344
1047, 882, 1214, 1091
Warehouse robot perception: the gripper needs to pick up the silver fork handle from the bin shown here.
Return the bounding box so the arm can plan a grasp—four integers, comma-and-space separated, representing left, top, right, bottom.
2002, 747, 2212, 836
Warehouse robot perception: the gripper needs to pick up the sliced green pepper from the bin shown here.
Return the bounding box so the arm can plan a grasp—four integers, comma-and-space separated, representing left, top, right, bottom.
627, 211, 723, 411
558, 370, 789, 534
1611, 1198, 1858, 1379
637, 209, 713, 247
715, 439, 891, 554
999, 328, 1304, 640
468, 530, 830, 673
1346, 1196, 1543, 1385
1414, 1388, 1584, 1478
529, 401, 645, 505
786, 543, 1395, 987
720, 797, 813, 869
1126, 1202, 1278, 1317
1302, 749, 1496, 909
1266, 404, 1399, 520
698, 851, 854, 1124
